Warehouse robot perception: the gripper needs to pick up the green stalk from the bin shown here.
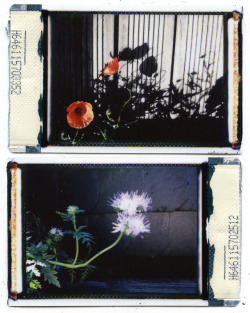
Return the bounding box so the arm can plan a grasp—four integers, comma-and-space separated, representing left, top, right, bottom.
72, 129, 79, 145
48, 232, 124, 269
116, 87, 132, 126
53, 248, 57, 269
116, 73, 132, 127
107, 73, 132, 141
72, 215, 79, 265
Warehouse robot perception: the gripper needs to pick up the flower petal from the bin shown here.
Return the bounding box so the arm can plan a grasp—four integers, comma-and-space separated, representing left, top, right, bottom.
66, 101, 94, 129
103, 57, 119, 75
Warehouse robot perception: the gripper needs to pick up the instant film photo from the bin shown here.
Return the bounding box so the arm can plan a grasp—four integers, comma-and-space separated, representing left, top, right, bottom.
7, 158, 241, 306
9, 5, 242, 153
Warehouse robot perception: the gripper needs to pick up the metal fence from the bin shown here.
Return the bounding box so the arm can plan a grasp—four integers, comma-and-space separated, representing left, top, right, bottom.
92, 13, 224, 119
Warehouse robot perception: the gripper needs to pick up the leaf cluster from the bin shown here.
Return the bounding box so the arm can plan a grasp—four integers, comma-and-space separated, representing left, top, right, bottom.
41, 267, 61, 288
65, 258, 96, 283
26, 207, 96, 291
64, 226, 94, 249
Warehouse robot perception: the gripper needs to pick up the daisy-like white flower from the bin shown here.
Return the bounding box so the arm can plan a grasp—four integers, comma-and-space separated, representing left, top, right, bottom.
112, 213, 150, 237
109, 191, 152, 216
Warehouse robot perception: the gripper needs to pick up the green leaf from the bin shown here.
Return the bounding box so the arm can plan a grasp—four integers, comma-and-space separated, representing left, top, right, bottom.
29, 279, 42, 290
41, 267, 61, 288
66, 267, 76, 283
80, 264, 96, 282
77, 226, 87, 231
56, 211, 73, 222
40, 254, 55, 260
63, 230, 75, 235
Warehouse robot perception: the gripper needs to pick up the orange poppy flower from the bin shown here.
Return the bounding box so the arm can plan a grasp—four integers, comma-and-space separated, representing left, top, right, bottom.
66, 101, 94, 129
103, 57, 119, 75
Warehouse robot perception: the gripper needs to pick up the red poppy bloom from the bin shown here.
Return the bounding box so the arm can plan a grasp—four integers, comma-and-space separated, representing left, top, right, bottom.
103, 57, 119, 75
66, 101, 94, 129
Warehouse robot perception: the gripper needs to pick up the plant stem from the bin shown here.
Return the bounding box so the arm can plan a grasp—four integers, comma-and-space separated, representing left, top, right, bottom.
72, 215, 79, 265
116, 73, 132, 127
72, 129, 79, 145
107, 73, 132, 141
26, 252, 39, 261
96, 124, 108, 141
48, 232, 124, 269
53, 248, 57, 269
116, 87, 132, 126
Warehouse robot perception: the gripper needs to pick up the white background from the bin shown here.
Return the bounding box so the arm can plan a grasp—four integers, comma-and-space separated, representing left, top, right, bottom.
0, 0, 249, 312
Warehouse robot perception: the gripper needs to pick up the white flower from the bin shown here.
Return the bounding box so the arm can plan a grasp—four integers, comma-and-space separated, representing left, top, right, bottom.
109, 191, 152, 216
67, 205, 79, 215
49, 228, 63, 236
112, 213, 150, 237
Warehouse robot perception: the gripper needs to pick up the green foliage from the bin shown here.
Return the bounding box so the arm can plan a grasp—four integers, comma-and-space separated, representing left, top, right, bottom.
64, 228, 94, 247
56, 211, 74, 222
80, 264, 96, 283
41, 267, 61, 288
26, 211, 47, 244
27, 241, 55, 260
26, 206, 95, 291
65, 258, 96, 283
29, 279, 42, 290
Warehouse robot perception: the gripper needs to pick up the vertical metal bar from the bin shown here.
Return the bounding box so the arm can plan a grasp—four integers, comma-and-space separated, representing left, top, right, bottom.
159, 15, 165, 93
135, 14, 140, 110
191, 15, 200, 116
102, 14, 104, 97
96, 14, 99, 99
168, 14, 178, 118
143, 14, 151, 119
127, 15, 130, 81
195, 15, 204, 110
183, 15, 190, 93
131, 14, 135, 88
140, 13, 146, 118
83, 15, 86, 99
211, 15, 219, 87
187, 15, 195, 113
90, 14, 94, 102
200, 16, 210, 113
70, 15, 76, 100
156, 14, 161, 88
211, 15, 219, 88
114, 14, 119, 96
149, 13, 155, 100
114, 14, 119, 57
192, 16, 199, 78
215, 16, 223, 82
187, 15, 195, 81
203, 15, 215, 106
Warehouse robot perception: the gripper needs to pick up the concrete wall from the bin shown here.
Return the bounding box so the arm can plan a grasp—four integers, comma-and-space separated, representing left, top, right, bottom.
58, 166, 198, 212
24, 165, 199, 258
56, 166, 198, 257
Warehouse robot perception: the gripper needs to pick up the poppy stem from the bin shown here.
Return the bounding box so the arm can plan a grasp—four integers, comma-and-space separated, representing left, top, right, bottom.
72, 129, 79, 145
108, 73, 132, 141
97, 125, 108, 141
116, 86, 132, 126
